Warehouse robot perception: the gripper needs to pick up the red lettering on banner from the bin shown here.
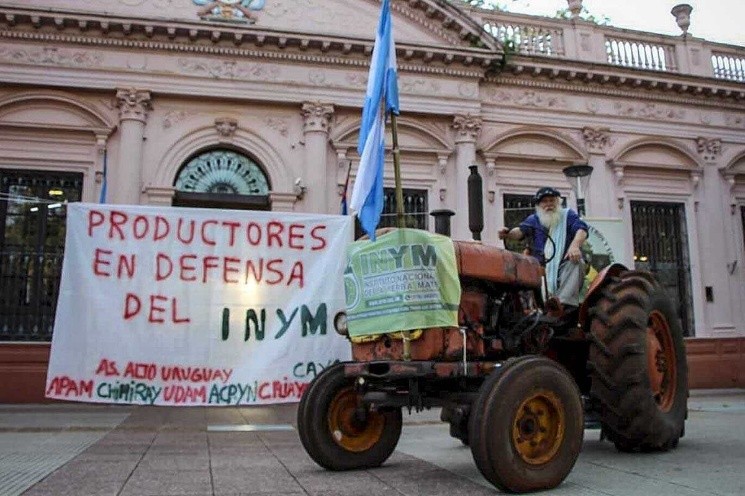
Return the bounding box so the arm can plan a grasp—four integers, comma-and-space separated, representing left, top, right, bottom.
123, 361, 157, 380
95, 358, 119, 376
132, 215, 149, 239
94, 250, 135, 279
123, 293, 190, 324
154, 216, 170, 241
179, 254, 197, 281
172, 298, 190, 324
288, 224, 304, 249
176, 219, 195, 244
202, 256, 219, 283
265, 259, 283, 285
117, 254, 136, 279
46, 376, 93, 398
88, 210, 104, 237
160, 366, 233, 383
223, 257, 240, 283
156, 253, 173, 281
86, 213, 332, 253
163, 385, 207, 404
245, 259, 263, 283
222, 221, 241, 246
246, 222, 262, 245
109, 211, 128, 240
201, 220, 217, 246
267, 221, 284, 247
93, 248, 112, 276
287, 261, 304, 288
311, 225, 327, 250
148, 295, 167, 323
258, 382, 271, 400
124, 293, 141, 320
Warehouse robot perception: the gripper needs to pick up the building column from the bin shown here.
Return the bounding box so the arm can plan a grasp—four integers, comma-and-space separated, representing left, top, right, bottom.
451, 115, 482, 241
696, 137, 736, 335
114, 89, 151, 205
301, 102, 334, 213
581, 127, 614, 218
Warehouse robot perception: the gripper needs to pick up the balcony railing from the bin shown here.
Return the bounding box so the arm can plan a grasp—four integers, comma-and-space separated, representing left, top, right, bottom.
712, 51, 745, 82
469, 6, 745, 82
605, 36, 677, 72
483, 20, 564, 57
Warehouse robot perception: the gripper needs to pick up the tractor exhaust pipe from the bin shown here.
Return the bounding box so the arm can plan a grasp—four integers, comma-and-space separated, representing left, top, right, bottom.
430, 209, 455, 237
468, 165, 484, 241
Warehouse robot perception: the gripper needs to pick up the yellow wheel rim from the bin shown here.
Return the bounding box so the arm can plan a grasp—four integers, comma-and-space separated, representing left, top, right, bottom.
511, 390, 565, 465
327, 386, 385, 453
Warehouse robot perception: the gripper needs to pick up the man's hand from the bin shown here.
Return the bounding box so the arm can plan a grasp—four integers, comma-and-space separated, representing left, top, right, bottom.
565, 229, 587, 263
564, 245, 582, 263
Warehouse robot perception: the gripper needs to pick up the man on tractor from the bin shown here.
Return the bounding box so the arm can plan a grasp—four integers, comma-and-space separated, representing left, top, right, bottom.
498, 186, 588, 321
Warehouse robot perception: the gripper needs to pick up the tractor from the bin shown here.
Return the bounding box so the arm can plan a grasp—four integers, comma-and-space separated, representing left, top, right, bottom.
297, 212, 687, 493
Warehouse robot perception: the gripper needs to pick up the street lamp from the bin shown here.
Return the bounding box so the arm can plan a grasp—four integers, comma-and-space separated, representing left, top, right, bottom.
562, 164, 593, 217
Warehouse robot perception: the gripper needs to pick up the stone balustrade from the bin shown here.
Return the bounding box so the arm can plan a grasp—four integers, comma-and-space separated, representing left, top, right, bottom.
470, 6, 744, 82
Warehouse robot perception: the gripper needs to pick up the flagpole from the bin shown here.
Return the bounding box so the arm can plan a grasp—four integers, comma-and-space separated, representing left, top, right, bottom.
390, 114, 405, 229
390, 114, 411, 360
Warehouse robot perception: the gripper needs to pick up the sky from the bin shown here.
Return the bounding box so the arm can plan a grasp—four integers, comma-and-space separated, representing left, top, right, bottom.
487, 0, 744, 47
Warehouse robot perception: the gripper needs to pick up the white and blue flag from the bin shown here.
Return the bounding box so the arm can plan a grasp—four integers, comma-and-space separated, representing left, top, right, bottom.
349, 0, 399, 240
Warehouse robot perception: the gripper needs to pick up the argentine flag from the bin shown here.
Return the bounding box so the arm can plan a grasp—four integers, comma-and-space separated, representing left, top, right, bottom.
349, 0, 400, 240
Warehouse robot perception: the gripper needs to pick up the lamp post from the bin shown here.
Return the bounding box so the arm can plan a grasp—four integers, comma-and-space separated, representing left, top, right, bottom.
562, 164, 593, 217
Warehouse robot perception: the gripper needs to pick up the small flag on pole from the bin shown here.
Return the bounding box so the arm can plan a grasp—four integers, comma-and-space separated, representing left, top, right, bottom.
341, 160, 352, 215
349, 0, 399, 240
98, 149, 108, 204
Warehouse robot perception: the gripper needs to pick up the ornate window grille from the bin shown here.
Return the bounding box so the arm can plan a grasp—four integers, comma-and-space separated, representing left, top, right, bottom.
0, 170, 82, 341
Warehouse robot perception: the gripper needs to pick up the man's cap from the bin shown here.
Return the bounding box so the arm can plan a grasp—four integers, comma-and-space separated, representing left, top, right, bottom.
533, 186, 561, 204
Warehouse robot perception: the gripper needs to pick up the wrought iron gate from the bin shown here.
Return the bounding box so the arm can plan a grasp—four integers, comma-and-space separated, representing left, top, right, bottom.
0, 170, 82, 341
630, 201, 694, 336
503, 194, 534, 253
355, 188, 428, 238
380, 188, 428, 229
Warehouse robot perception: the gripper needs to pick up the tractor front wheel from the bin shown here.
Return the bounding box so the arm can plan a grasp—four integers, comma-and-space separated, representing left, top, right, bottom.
297, 365, 402, 470
469, 356, 584, 493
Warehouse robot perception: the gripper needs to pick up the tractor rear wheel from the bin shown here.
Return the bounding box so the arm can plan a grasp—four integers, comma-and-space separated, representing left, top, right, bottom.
297, 365, 402, 470
469, 356, 584, 493
588, 270, 688, 452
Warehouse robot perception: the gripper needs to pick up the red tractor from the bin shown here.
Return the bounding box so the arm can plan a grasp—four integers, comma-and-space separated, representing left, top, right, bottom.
297, 235, 688, 493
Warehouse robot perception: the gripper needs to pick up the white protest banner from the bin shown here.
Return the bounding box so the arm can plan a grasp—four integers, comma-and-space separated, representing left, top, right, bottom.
46, 204, 353, 406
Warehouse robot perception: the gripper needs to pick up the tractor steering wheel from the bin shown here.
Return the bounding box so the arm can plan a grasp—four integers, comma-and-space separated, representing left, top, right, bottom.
520, 225, 557, 266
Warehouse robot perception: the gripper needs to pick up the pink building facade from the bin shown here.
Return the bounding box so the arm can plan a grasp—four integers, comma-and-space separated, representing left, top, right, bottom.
0, 0, 743, 399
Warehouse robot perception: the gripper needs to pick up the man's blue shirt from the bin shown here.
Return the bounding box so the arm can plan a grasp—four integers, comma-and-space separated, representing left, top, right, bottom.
519, 209, 588, 263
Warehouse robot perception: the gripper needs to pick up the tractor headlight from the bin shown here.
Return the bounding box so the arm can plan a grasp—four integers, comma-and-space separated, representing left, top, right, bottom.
334, 312, 348, 336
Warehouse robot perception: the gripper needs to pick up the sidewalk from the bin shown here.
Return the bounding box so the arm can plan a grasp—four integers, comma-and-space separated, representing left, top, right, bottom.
0, 389, 743, 496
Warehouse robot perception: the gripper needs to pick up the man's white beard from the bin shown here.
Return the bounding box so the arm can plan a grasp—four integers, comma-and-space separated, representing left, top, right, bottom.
537, 207, 560, 230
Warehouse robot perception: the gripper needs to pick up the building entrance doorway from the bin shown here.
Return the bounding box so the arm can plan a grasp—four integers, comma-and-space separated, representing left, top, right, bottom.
0, 170, 83, 341
630, 201, 694, 336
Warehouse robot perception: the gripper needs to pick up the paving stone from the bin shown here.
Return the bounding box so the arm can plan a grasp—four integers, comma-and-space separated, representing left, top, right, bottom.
211, 467, 303, 494
120, 469, 214, 496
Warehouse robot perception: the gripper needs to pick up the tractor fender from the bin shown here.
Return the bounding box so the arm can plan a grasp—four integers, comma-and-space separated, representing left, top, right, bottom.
578, 263, 627, 328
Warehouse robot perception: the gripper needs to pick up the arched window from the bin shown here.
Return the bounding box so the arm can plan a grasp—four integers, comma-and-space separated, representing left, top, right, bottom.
173, 149, 271, 210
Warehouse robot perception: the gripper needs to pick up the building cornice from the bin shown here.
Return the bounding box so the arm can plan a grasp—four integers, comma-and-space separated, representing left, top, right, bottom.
490, 75, 745, 111
0, 6, 498, 77
488, 56, 745, 105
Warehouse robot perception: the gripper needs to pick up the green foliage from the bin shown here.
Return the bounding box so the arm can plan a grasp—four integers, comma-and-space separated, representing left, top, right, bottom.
449, 0, 520, 11
554, 6, 611, 25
